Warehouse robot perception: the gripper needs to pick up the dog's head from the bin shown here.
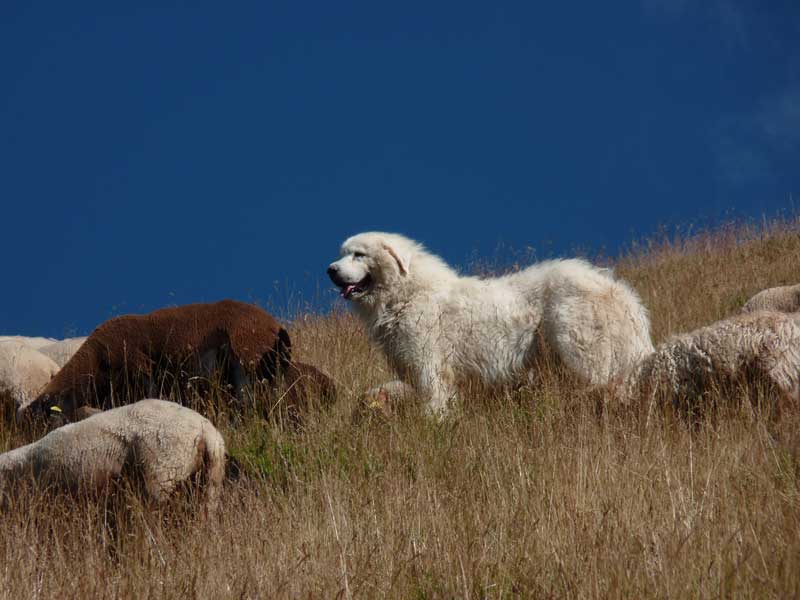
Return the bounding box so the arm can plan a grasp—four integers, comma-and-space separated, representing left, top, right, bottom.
327, 232, 416, 304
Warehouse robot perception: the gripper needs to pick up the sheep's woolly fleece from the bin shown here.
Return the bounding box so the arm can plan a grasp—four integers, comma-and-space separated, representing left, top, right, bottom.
0, 340, 59, 407
742, 284, 800, 314
328, 231, 654, 415
0, 399, 226, 514
0, 336, 58, 351
618, 310, 800, 409
22, 299, 291, 420
38, 337, 88, 368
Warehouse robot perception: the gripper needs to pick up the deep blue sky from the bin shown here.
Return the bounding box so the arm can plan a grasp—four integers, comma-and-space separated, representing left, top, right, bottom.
2, 1, 798, 337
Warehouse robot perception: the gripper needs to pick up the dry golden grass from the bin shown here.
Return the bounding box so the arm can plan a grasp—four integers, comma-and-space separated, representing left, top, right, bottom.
1, 219, 800, 598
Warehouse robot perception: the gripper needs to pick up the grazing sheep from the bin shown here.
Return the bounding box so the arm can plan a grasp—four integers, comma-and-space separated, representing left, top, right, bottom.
742, 284, 800, 314
0, 399, 225, 515
271, 361, 337, 422
617, 311, 800, 414
0, 336, 58, 351
20, 300, 291, 421
38, 337, 88, 368
0, 341, 59, 416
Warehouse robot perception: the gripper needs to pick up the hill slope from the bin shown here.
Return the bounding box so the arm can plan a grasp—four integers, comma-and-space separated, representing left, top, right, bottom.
2, 219, 799, 598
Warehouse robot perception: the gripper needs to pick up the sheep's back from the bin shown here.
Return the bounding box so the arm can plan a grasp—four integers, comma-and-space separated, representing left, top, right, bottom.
742, 284, 800, 314
0, 341, 60, 407
24, 423, 130, 492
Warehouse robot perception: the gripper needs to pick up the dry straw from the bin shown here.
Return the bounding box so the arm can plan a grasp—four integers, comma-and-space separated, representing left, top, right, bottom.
1, 217, 799, 598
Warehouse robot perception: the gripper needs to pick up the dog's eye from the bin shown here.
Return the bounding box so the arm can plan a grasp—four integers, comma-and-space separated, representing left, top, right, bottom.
353, 252, 366, 259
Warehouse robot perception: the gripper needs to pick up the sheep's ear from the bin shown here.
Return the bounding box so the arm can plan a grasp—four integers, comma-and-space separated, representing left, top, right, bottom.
382, 243, 409, 276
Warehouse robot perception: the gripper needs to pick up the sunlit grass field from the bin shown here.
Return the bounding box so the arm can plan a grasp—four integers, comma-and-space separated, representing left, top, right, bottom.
1, 219, 799, 598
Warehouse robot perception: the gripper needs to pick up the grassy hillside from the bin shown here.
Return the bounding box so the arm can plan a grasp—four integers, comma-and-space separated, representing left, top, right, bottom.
1, 219, 800, 598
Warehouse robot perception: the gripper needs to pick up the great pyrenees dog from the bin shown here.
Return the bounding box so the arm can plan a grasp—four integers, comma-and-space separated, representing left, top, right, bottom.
328, 232, 654, 416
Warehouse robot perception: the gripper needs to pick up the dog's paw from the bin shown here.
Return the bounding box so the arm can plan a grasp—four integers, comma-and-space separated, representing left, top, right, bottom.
352, 380, 419, 424
352, 384, 403, 424
361, 386, 395, 419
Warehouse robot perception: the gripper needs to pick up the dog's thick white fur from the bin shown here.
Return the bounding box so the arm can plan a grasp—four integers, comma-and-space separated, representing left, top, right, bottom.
328, 232, 654, 415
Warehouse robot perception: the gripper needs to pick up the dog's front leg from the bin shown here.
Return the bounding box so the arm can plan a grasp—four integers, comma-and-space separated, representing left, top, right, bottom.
417, 359, 457, 419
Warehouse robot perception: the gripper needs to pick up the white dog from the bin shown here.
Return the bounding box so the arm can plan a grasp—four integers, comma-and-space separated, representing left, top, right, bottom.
328, 232, 654, 416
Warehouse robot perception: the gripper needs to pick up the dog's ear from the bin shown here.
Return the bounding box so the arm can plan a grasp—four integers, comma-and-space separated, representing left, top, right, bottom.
382, 243, 408, 276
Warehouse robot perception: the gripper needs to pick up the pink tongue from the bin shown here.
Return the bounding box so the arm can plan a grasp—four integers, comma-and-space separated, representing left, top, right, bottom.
342, 285, 357, 298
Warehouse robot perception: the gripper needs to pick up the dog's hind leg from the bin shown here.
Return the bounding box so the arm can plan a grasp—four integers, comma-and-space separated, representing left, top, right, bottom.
543, 298, 642, 386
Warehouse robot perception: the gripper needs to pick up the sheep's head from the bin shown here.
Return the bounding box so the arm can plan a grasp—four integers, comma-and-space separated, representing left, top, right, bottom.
18, 393, 77, 427
47, 404, 68, 427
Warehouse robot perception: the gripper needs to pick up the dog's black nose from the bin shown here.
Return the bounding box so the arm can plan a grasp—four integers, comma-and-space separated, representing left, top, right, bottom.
327, 265, 345, 287
327, 265, 340, 283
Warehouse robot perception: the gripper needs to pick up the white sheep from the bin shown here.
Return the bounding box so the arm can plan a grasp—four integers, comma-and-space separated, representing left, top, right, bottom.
0, 336, 58, 351
617, 311, 800, 414
37, 336, 87, 368
0, 340, 59, 409
742, 284, 800, 314
0, 399, 226, 515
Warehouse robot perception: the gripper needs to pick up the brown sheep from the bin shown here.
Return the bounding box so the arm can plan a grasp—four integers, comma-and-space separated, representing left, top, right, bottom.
20, 300, 291, 421
742, 284, 800, 314
0, 399, 225, 515
270, 361, 337, 423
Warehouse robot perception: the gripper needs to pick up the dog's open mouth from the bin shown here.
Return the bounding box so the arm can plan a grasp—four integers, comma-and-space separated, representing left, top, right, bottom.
339, 274, 372, 299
